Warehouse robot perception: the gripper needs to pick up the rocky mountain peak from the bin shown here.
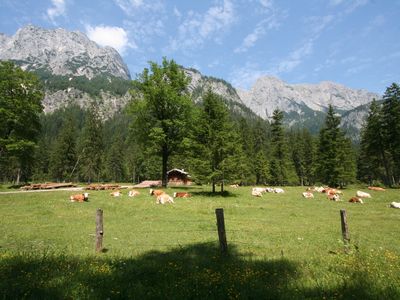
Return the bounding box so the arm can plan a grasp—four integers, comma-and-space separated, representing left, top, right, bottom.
0, 25, 130, 80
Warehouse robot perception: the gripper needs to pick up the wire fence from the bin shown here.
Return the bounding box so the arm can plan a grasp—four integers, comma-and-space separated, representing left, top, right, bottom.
94, 207, 350, 254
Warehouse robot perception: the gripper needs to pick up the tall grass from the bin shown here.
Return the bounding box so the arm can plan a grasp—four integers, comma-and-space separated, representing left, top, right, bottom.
0, 186, 399, 299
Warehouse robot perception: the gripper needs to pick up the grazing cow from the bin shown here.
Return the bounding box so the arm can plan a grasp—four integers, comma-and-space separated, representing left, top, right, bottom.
156, 193, 174, 204
356, 191, 371, 198
251, 190, 263, 197
110, 190, 122, 197
368, 186, 386, 191
229, 184, 239, 188
173, 192, 192, 198
70, 193, 89, 202
302, 192, 314, 198
150, 189, 165, 196
349, 197, 363, 204
390, 202, 400, 209
328, 193, 340, 201
274, 188, 285, 193
128, 190, 140, 197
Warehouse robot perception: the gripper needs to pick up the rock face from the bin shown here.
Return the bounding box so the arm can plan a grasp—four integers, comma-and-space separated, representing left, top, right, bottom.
237, 76, 379, 120
0, 25, 130, 80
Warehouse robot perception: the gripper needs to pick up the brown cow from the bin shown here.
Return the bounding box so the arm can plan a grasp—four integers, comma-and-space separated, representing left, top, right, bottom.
128, 190, 140, 197
150, 189, 165, 196
110, 190, 122, 197
173, 192, 192, 198
349, 197, 363, 204
70, 193, 89, 202
368, 186, 385, 191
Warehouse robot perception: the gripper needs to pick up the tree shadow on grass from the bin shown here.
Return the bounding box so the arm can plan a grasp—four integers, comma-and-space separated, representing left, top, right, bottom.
1, 243, 399, 299
191, 190, 237, 198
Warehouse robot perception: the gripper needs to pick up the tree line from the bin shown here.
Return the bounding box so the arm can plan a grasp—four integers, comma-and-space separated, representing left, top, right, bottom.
1, 59, 399, 189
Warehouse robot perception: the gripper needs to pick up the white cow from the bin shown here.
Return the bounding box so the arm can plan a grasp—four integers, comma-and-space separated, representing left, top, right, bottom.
390, 202, 400, 209
356, 191, 371, 198
128, 190, 140, 197
156, 193, 174, 204
252, 187, 266, 194
251, 190, 263, 197
274, 188, 285, 193
110, 190, 122, 197
302, 192, 314, 198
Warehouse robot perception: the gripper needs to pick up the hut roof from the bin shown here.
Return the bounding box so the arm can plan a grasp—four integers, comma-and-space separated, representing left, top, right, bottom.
167, 168, 191, 177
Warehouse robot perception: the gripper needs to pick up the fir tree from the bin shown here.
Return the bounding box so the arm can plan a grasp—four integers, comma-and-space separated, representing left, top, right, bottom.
79, 104, 103, 183
49, 114, 78, 181
316, 105, 355, 187
381, 83, 400, 185
269, 110, 295, 185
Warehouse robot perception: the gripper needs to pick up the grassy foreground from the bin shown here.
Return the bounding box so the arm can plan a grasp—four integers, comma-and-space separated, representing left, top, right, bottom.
0, 185, 399, 299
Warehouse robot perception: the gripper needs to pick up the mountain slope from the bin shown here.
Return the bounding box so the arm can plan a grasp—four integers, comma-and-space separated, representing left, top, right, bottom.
0, 25, 130, 79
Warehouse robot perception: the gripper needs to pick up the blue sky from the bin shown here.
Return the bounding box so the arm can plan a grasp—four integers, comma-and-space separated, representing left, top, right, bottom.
0, 0, 399, 94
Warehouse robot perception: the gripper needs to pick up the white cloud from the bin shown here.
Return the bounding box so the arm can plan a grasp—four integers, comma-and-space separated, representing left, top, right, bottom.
85, 25, 136, 54
234, 15, 280, 53
330, 0, 344, 6
168, 0, 236, 52
260, 0, 273, 8
114, 0, 162, 16
173, 6, 182, 18
46, 0, 66, 23
229, 62, 268, 89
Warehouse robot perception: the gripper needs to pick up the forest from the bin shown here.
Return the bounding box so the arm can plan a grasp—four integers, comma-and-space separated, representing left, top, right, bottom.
1, 59, 399, 188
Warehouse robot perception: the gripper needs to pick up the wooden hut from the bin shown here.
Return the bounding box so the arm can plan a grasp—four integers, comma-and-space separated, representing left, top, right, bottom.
167, 168, 192, 185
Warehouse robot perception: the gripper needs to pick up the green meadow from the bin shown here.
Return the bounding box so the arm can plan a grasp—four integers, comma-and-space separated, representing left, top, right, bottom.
0, 186, 399, 299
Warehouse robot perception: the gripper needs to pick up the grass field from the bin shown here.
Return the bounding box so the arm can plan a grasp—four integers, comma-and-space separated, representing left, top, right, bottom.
0, 185, 399, 299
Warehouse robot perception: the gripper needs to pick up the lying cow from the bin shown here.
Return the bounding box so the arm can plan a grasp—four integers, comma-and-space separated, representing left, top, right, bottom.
302, 192, 314, 198
328, 194, 340, 201
349, 197, 363, 204
156, 193, 174, 204
173, 192, 192, 198
274, 188, 285, 193
390, 202, 400, 209
368, 186, 386, 191
251, 190, 263, 197
252, 187, 266, 194
70, 193, 89, 202
128, 190, 140, 197
150, 189, 165, 196
110, 190, 122, 197
229, 184, 239, 188
356, 191, 371, 198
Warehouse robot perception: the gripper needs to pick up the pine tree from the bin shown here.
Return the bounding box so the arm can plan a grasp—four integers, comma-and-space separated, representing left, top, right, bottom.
269, 110, 295, 185
104, 134, 126, 182
49, 114, 78, 181
381, 83, 400, 185
191, 89, 240, 193
358, 100, 391, 185
79, 104, 103, 183
316, 105, 355, 187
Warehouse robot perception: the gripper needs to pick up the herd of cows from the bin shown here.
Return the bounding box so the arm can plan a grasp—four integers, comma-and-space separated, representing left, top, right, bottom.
69, 188, 191, 204
69, 185, 400, 208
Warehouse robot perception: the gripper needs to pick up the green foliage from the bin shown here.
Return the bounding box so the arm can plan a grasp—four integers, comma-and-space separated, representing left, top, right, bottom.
78, 105, 103, 183
0, 61, 44, 183
129, 58, 193, 187
316, 105, 356, 187
269, 110, 297, 185
33, 69, 131, 97
49, 113, 78, 181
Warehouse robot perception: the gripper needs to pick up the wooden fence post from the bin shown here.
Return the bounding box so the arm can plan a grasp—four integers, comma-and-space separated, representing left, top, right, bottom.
215, 208, 228, 254
340, 209, 350, 244
96, 208, 104, 253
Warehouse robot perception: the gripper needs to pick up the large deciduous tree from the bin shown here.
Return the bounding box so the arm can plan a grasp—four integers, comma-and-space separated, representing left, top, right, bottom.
0, 61, 44, 183
129, 58, 193, 187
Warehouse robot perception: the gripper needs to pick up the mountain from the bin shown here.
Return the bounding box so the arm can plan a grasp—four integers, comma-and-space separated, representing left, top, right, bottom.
237, 76, 379, 133
0, 25, 381, 136
0, 25, 130, 79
